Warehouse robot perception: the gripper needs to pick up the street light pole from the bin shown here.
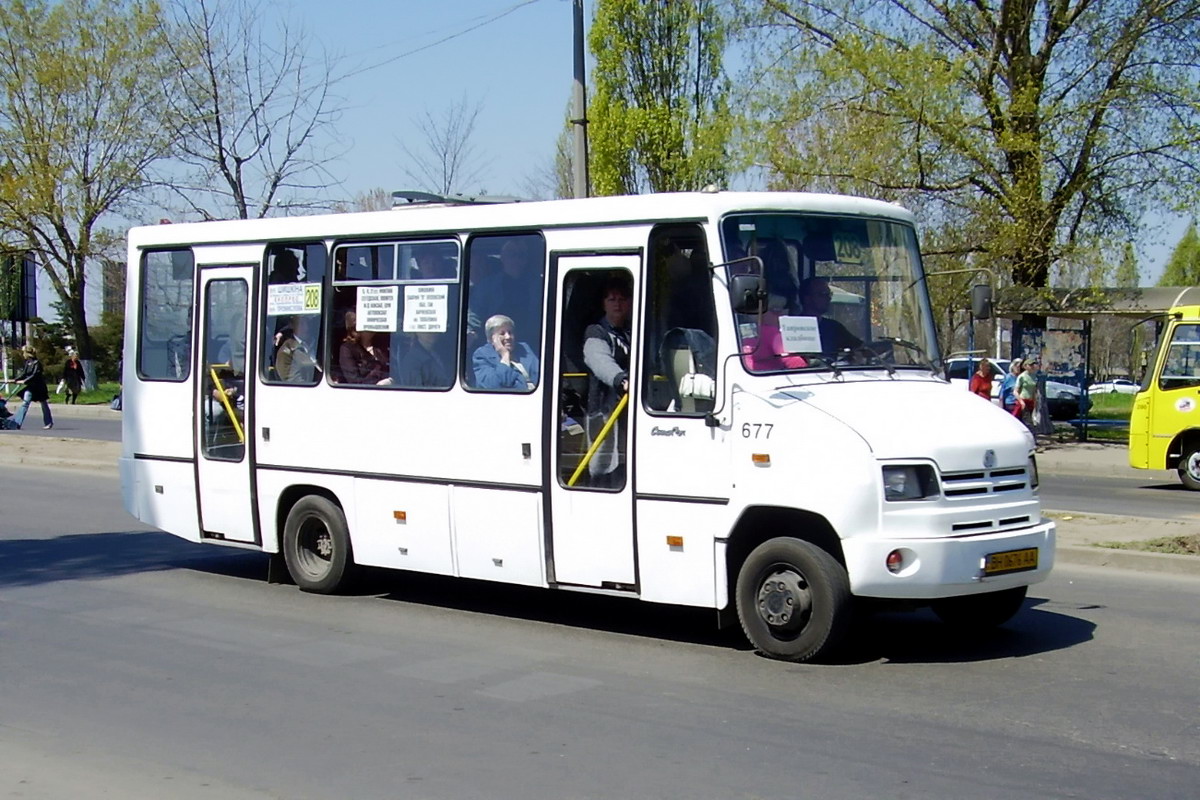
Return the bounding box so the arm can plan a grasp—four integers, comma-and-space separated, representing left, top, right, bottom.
571, 0, 589, 199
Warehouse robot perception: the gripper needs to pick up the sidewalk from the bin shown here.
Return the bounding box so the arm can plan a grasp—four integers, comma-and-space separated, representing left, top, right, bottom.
0, 425, 1196, 578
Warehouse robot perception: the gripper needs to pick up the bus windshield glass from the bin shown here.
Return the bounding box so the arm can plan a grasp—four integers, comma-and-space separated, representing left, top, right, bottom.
721, 213, 938, 374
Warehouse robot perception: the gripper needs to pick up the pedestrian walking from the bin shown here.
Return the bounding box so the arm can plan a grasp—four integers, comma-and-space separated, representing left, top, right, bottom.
61, 348, 84, 404
9, 345, 54, 430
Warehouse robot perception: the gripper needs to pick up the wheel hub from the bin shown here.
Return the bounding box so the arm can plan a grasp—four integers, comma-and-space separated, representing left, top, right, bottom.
1187, 452, 1200, 482
756, 568, 812, 632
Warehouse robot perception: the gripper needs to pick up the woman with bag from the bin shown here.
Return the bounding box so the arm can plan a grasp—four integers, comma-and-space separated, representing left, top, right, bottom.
61, 348, 85, 404
10, 345, 53, 430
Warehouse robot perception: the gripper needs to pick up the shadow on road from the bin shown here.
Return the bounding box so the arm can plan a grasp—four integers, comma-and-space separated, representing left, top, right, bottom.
0, 533, 1095, 664
0, 530, 266, 588
832, 596, 1095, 665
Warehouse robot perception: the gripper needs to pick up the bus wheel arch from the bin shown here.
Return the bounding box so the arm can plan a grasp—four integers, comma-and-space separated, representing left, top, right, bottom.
279, 489, 355, 593
724, 507, 851, 662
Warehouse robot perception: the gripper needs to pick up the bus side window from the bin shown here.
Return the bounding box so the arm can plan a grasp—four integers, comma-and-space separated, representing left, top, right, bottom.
262, 243, 325, 386
138, 249, 194, 381
464, 233, 546, 391
643, 225, 717, 414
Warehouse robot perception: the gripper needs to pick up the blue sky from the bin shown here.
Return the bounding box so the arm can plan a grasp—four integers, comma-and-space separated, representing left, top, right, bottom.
296, 0, 575, 200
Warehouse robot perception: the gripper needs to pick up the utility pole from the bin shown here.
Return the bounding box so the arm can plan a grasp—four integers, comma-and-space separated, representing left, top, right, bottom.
571, 0, 589, 199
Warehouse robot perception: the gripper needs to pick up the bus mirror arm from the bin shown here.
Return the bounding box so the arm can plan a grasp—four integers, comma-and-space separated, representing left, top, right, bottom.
704, 352, 744, 428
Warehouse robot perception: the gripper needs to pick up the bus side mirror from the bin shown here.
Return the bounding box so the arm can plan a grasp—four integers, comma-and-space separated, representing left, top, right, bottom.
971, 284, 993, 320
730, 274, 766, 315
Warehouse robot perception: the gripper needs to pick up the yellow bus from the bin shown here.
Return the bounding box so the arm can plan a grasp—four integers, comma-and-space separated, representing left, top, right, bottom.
1129, 289, 1200, 488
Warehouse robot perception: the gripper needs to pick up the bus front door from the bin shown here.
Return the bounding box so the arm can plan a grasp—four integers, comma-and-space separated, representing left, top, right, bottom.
195, 266, 258, 544
547, 255, 639, 589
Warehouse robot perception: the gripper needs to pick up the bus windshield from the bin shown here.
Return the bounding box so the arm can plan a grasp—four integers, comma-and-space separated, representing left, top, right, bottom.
721, 212, 938, 374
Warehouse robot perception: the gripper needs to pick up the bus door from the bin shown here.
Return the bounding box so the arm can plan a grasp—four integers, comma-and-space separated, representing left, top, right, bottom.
195, 266, 258, 544
546, 255, 640, 589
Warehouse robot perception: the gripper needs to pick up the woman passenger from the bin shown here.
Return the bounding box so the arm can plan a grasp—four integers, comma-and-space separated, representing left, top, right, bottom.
338, 310, 390, 385
472, 314, 538, 391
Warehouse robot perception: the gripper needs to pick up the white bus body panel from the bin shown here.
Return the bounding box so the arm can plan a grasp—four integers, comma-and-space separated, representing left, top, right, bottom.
452, 487, 546, 587
350, 478, 454, 575
634, 499, 727, 607
122, 457, 200, 542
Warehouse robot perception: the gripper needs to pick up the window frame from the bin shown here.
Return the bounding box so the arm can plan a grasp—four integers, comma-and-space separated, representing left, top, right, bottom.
137, 247, 196, 383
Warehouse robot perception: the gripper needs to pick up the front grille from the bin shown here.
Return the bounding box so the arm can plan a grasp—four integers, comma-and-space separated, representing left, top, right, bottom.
941, 466, 1029, 498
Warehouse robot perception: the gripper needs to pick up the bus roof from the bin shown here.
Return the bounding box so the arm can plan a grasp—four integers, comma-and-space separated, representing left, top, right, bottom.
127, 191, 916, 249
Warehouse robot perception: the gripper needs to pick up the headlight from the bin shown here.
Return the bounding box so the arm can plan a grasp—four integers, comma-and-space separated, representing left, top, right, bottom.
882, 464, 939, 501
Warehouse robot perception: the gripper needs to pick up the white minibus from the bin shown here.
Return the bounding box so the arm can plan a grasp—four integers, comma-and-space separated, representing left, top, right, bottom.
121, 191, 1054, 662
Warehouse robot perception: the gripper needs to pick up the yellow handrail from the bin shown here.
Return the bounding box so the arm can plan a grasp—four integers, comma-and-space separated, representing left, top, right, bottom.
567, 392, 628, 487
209, 366, 245, 444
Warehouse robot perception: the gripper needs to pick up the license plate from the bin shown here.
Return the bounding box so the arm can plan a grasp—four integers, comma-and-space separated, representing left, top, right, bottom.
984, 547, 1039, 576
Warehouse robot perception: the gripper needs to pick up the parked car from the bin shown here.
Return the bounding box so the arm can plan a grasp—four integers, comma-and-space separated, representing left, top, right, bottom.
1044, 380, 1092, 420
1087, 378, 1140, 394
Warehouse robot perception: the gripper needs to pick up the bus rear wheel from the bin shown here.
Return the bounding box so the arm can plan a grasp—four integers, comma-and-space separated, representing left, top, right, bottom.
1178, 445, 1200, 490
283, 495, 354, 594
930, 586, 1027, 629
735, 537, 851, 663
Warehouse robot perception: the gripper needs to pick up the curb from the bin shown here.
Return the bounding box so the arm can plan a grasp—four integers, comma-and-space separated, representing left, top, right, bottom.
1056, 544, 1200, 577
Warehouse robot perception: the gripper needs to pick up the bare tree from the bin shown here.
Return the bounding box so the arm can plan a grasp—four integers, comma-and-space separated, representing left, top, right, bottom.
162, 0, 343, 219
398, 96, 488, 197
331, 187, 392, 213
522, 117, 575, 201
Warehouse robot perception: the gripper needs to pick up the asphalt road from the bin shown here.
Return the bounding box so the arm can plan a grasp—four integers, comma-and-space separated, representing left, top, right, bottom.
1040, 471, 1200, 519
2, 465, 1199, 799
3, 410, 121, 441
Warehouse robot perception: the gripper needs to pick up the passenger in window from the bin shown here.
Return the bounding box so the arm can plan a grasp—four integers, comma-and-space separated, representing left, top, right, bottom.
473, 314, 538, 391
468, 237, 543, 353
740, 296, 808, 372
399, 332, 451, 388
274, 316, 318, 383
583, 277, 632, 488
798, 276, 862, 356
268, 249, 300, 285
338, 310, 390, 385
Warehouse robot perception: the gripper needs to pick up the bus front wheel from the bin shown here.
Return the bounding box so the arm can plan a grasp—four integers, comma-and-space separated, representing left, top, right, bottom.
283, 496, 354, 594
1178, 445, 1200, 490
735, 537, 851, 663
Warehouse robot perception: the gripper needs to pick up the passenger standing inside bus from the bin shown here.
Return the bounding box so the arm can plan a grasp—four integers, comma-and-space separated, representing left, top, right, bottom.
9, 346, 53, 429
338, 311, 390, 385
583, 277, 632, 488
798, 276, 861, 356
467, 237, 543, 354
473, 314, 538, 391
399, 332, 451, 388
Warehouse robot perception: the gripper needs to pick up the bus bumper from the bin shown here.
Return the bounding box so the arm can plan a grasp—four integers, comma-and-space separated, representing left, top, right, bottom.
843, 520, 1055, 600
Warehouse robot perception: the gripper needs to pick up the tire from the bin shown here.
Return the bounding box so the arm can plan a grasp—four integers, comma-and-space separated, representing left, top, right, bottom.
282, 495, 354, 594
1179, 444, 1200, 491
735, 537, 851, 663
931, 586, 1027, 629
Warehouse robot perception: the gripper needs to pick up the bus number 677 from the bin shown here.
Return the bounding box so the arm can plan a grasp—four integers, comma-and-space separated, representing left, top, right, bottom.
741, 422, 773, 439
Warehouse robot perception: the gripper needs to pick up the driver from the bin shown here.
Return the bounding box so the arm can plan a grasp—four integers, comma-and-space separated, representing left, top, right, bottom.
798, 276, 862, 357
